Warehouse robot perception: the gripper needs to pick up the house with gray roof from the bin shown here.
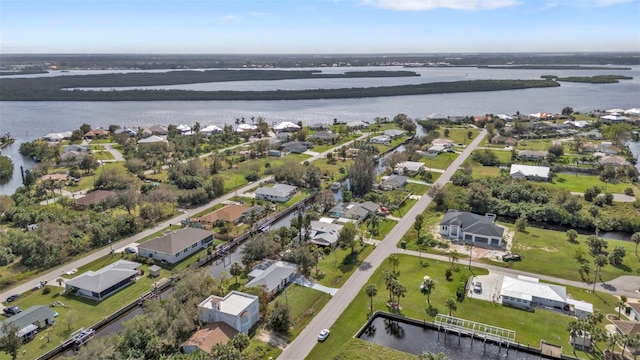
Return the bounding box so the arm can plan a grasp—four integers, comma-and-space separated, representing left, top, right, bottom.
517, 150, 548, 161
383, 129, 405, 139
309, 132, 338, 142
509, 164, 550, 181
65, 260, 141, 301
382, 175, 408, 189
370, 135, 391, 145
329, 201, 379, 221
0, 305, 56, 342
282, 141, 313, 154
137, 227, 214, 264
439, 209, 505, 247
255, 184, 297, 203
308, 220, 343, 248
245, 260, 298, 296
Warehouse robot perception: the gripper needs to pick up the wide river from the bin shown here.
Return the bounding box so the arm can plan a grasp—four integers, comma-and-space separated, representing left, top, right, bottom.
0, 65, 638, 194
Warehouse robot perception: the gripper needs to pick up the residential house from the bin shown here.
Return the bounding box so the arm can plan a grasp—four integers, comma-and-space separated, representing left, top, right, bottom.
431, 138, 455, 147
370, 135, 391, 145
137, 135, 167, 144
329, 201, 379, 222
236, 124, 257, 133
309, 123, 328, 130
282, 141, 313, 154
496, 114, 514, 121
599, 155, 630, 167
0, 305, 56, 342
307, 220, 343, 248
309, 132, 338, 142
65, 260, 140, 301
425, 145, 446, 157
84, 129, 110, 139
200, 125, 223, 135
517, 150, 548, 161
490, 135, 517, 146
581, 130, 603, 140
601, 113, 629, 124
40, 173, 69, 184
439, 209, 504, 247
75, 190, 117, 209
181, 323, 237, 355
564, 120, 589, 128
345, 148, 360, 158
394, 161, 424, 175
255, 184, 297, 203
612, 320, 640, 354
509, 164, 550, 181
382, 175, 408, 189
629, 303, 640, 321
114, 128, 137, 137
268, 149, 282, 157
273, 121, 301, 132
383, 129, 405, 139
346, 120, 369, 129
60, 151, 88, 165
603, 145, 621, 155
63, 144, 90, 153
582, 142, 595, 152
245, 260, 298, 296
43, 131, 72, 142
200, 204, 253, 227
198, 291, 260, 334
137, 227, 214, 264
144, 125, 168, 135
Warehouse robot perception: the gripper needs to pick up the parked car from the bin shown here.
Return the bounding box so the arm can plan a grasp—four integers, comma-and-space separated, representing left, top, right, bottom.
125, 247, 137, 254
3, 306, 21, 316
318, 329, 330, 342
6, 294, 19, 303
65, 268, 78, 276
473, 282, 482, 293
502, 253, 522, 262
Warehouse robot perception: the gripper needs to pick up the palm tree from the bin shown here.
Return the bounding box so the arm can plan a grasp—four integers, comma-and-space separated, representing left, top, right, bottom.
445, 298, 457, 316
593, 254, 608, 292
448, 250, 460, 268
633, 232, 640, 257
414, 214, 424, 244
388, 254, 399, 274
617, 296, 628, 320
567, 320, 583, 356
365, 284, 377, 314
421, 278, 435, 305
230, 262, 242, 285
607, 333, 620, 356
366, 213, 381, 236
383, 270, 397, 302
578, 262, 591, 282
393, 282, 407, 310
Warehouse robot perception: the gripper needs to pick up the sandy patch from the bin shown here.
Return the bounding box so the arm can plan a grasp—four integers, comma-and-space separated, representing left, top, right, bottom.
427, 225, 514, 261
255, 329, 289, 350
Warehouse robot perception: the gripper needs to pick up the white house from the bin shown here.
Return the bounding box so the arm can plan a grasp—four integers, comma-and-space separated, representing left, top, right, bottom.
200, 125, 223, 135
370, 135, 391, 145
255, 184, 297, 203
509, 164, 550, 181
245, 260, 298, 296
394, 161, 425, 175
65, 260, 140, 301
137, 227, 214, 264
273, 121, 301, 132
198, 291, 260, 334
137, 135, 167, 144
601, 113, 629, 124
439, 210, 504, 247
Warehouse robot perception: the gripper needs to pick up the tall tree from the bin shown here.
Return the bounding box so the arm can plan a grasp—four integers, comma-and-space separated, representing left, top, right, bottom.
0, 322, 20, 360
388, 254, 399, 274
632, 232, 640, 257
414, 214, 424, 244
445, 298, 457, 316
348, 150, 376, 197
593, 254, 608, 292
365, 284, 377, 314
421, 278, 435, 305
338, 222, 358, 254
230, 262, 242, 285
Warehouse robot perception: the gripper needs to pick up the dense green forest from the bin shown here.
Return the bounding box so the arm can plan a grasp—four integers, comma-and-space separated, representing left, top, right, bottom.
0, 77, 559, 101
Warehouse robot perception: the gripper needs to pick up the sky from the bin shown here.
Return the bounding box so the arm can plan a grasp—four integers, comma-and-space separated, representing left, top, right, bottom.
1, 0, 639, 54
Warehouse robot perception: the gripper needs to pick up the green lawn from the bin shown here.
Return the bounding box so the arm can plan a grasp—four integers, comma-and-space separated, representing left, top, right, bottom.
545, 173, 633, 194
420, 153, 459, 170
1, 260, 170, 360
92, 151, 115, 161
518, 139, 554, 151
471, 165, 502, 178
313, 244, 374, 288
89, 138, 114, 144
441, 127, 478, 145
270, 284, 331, 338
405, 182, 429, 195
362, 218, 397, 240
505, 224, 640, 283
307, 254, 617, 359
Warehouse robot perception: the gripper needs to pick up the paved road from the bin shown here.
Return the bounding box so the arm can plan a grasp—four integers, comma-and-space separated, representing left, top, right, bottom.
1, 133, 370, 303
278, 129, 488, 359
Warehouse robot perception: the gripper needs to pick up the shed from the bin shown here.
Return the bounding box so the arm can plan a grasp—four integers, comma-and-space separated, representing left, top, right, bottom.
148, 265, 161, 278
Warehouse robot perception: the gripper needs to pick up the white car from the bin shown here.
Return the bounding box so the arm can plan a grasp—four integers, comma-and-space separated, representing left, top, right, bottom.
318, 329, 330, 342
65, 268, 77, 276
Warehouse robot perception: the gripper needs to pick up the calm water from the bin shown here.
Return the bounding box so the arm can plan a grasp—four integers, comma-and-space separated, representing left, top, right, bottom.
359, 315, 556, 360
1, 66, 638, 194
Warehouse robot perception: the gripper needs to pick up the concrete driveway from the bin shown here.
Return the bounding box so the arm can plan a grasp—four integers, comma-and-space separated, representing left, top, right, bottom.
468, 272, 504, 303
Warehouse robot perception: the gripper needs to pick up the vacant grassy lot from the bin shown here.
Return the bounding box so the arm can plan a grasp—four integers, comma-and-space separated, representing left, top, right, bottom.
440, 127, 478, 144
268, 284, 331, 339
307, 254, 617, 359
419, 152, 459, 170
313, 243, 374, 288
544, 173, 633, 193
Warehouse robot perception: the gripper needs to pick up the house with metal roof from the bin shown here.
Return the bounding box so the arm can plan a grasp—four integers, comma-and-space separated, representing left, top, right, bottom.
382, 175, 408, 189
245, 260, 298, 296
273, 121, 301, 132
65, 260, 141, 301
0, 305, 56, 342
308, 220, 343, 248
255, 184, 297, 203
329, 201, 379, 221
383, 129, 405, 139
370, 135, 391, 145
509, 164, 550, 181
517, 150, 548, 161
439, 209, 504, 247
198, 291, 259, 334
137, 227, 214, 264
394, 161, 425, 175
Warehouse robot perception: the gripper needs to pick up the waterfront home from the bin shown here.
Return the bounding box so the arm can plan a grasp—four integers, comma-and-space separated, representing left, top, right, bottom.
307, 220, 343, 248
43, 131, 72, 142
517, 150, 548, 161
346, 120, 369, 129
329, 201, 379, 221
200, 125, 223, 135
509, 164, 550, 181
599, 155, 630, 167
500, 275, 593, 318
394, 161, 424, 175
383, 129, 405, 139
309, 132, 338, 142
137, 227, 214, 264
144, 125, 168, 135
200, 204, 253, 226
137, 135, 167, 144
425, 145, 446, 157
198, 291, 260, 334
84, 129, 110, 139
382, 175, 408, 189
431, 138, 454, 147
370, 135, 391, 145
273, 121, 301, 132
255, 184, 297, 203
65, 260, 140, 301
439, 210, 504, 247
601, 113, 629, 124
0, 305, 57, 342
245, 260, 298, 297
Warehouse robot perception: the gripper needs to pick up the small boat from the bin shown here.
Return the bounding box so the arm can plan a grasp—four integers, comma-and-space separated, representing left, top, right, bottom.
330, 182, 341, 192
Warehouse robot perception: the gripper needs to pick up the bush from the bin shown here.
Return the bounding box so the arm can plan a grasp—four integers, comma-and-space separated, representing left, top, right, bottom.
625, 188, 634, 196
42, 286, 51, 295
456, 281, 467, 302
445, 268, 453, 281
245, 172, 259, 181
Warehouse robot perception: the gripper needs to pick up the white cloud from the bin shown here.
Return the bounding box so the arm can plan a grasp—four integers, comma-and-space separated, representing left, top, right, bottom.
543, 0, 636, 7
363, 0, 521, 11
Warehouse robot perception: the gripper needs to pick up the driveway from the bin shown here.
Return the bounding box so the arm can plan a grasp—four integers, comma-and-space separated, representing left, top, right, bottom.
468, 272, 504, 303
292, 275, 339, 296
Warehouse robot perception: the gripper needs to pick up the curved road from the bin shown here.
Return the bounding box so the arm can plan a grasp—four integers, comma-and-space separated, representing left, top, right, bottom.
0, 133, 370, 303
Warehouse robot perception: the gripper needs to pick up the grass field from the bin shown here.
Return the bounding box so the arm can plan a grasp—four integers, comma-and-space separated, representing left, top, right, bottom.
420, 153, 459, 170
92, 151, 115, 161
440, 127, 478, 145
545, 173, 633, 193
313, 244, 374, 288
306, 254, 617, 359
